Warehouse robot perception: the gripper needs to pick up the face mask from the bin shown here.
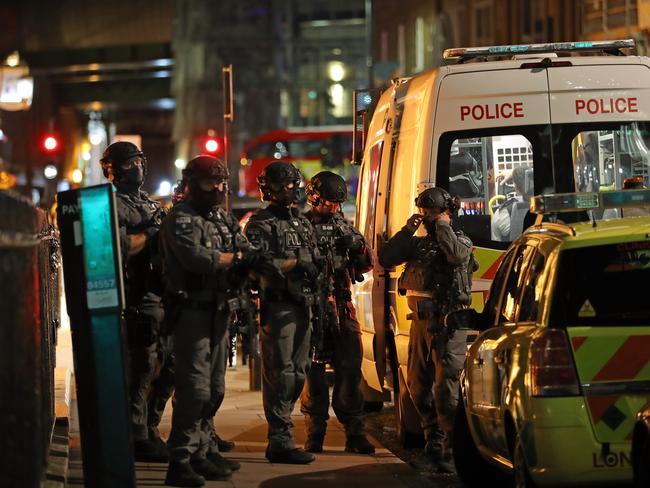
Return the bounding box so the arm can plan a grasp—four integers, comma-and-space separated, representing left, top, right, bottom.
423, 215, 437, 235
115, 165, 144, 192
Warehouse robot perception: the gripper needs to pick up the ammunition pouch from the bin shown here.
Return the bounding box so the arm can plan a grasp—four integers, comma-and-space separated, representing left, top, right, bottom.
287, 278, 316, 306
398, 264, 431, 295
406, 299, 438, 321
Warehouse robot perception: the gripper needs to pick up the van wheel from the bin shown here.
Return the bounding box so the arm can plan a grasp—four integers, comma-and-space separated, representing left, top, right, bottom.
453, 400, 507, 487
396, 369, 424, 448
513, 430, 536, 488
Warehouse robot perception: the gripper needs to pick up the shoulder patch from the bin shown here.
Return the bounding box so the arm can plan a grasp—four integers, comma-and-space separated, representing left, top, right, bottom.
174, 215, 193, 235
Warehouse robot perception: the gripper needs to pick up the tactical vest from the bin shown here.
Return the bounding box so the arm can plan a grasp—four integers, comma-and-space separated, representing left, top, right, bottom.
311, 215, 357, 295
398, 237, 442, 294
207, 208, 235, 253
117, 191, 163, 305
270, 215, 319, 304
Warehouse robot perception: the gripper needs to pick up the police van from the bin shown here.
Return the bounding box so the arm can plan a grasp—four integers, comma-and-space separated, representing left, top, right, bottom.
350, 39, 650, 444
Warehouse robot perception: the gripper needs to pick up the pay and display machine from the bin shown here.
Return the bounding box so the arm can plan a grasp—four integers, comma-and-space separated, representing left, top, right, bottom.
57, 184, 135, 488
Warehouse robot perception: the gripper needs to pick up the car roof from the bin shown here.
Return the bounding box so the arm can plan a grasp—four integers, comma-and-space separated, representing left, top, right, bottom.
522, 216, 650, 250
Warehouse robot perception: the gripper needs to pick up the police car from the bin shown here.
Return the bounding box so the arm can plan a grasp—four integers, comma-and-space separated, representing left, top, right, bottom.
446, 190, 650, 487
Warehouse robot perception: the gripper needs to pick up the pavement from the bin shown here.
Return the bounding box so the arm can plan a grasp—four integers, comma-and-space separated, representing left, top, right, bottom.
56, 328, 434, 488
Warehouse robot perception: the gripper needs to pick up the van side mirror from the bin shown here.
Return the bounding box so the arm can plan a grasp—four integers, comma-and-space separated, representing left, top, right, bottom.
351, 88, 380, 165
445, 308, 487, 331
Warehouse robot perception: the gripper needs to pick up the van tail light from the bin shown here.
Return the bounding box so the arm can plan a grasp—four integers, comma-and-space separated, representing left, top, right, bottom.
530, 329, 581, 397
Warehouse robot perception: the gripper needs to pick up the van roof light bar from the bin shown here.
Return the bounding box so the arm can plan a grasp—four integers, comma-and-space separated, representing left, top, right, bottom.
443, 39, 635, 61
531, 189, 650, 214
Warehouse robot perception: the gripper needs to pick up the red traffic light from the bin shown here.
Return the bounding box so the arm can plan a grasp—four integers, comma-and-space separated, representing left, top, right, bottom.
204, 137, 220, 153
42, 134, 59, 153
201, 130, 222, 155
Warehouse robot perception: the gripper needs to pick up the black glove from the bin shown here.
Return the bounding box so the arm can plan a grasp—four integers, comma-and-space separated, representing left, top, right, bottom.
336, 234, 361, 251
295, 255, 320, 280
143, 225, 159, 239
405, 213, 423, 232
240, 251, 266, 270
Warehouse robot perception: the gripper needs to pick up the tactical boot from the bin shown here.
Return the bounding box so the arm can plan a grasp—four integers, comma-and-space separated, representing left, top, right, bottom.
208, 451, 241, 472
165, 461, 205, 487
134, 439, 169, 463
215, 434, 235, 452
190, 458, 232, 481
266, 446, 315, 464
345, 435, 375, 454
304, 435, 324, 453
436, 450, 456, 474
149, 427, 168, 451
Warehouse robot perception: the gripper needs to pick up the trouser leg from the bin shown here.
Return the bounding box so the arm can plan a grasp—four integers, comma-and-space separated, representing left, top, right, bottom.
432, 331, 466, 451
405, 297, 441, 446
147, 334, 175, 437
126, 307, 161, 442
260, 300, 311, 452
201, 310, 229, 457
331, 326, 365, 437
167, 308, 211, 463
300, 362, 329, 438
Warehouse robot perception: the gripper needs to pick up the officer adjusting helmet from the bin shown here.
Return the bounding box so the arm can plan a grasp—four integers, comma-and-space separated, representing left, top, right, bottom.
257, 161, 302, 204
182, 155, 229, 209
415, 187, 461, 215
100, 141, 146, 189
306, 171, 347, 207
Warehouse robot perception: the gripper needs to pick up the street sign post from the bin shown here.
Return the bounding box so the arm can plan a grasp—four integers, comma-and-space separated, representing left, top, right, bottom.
57, 184, 135, 488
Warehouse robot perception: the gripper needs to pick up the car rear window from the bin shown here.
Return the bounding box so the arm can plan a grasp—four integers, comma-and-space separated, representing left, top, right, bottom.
552, 241, 650, 326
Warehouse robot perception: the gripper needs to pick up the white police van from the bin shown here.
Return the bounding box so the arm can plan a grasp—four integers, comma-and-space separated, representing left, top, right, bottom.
350, 39, 650, 444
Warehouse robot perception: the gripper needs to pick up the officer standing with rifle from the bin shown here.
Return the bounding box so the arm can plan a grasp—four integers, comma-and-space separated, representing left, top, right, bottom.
244, 161, 321, 465
379, 187, 477, 473
299, 172, 375, 455
99, 141, 168, 462
160, 155, 258, 486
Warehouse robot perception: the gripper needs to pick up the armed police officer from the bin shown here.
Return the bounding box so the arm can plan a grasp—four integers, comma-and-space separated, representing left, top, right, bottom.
299, 171, 375, 455
244, 161, 321, 465
160, 155, 255, 486
379, 187, 476, 473
99, 141, 168, 462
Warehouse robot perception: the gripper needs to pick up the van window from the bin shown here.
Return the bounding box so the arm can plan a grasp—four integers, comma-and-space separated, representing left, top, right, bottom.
357, 141, 384, 243
570, 123, 650, 219
447, 134, 535, 246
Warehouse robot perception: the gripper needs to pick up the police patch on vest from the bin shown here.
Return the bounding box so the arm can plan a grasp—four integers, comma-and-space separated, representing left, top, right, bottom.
285, 229, 302, 248
175, 216, 193, 235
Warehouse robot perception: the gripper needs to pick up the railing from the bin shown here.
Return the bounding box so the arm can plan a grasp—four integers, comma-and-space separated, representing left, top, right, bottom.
0, 190, 61, 488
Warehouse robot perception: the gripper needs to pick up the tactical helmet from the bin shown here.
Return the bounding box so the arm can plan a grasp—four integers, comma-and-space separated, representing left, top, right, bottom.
415, 187, 460, 214
100, 141, 145, 178
257, 161, 302, 202
306, 171, 347, 205
182, 155, 229, 183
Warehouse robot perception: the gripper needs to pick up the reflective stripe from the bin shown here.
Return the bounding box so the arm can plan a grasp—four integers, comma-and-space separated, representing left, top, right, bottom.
582, 380, 650, 395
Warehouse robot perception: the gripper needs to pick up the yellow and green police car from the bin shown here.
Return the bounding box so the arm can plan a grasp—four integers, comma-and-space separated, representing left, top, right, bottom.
446, 190, 650, 488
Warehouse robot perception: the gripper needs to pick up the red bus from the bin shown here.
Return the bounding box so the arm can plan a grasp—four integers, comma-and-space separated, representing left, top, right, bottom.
239, 126, 357, 199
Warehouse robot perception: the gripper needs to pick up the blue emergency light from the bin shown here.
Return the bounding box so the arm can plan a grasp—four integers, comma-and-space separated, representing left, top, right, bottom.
443, 39, 635, 61
531, 189, 650, 214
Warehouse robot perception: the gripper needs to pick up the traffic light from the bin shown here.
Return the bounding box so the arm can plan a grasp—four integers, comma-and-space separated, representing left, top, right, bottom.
201, 130, 222, 155
41, 134, 60, 154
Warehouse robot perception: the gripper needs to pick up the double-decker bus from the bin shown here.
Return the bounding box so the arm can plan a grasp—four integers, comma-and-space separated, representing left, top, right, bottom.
239, 126, 357, 202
